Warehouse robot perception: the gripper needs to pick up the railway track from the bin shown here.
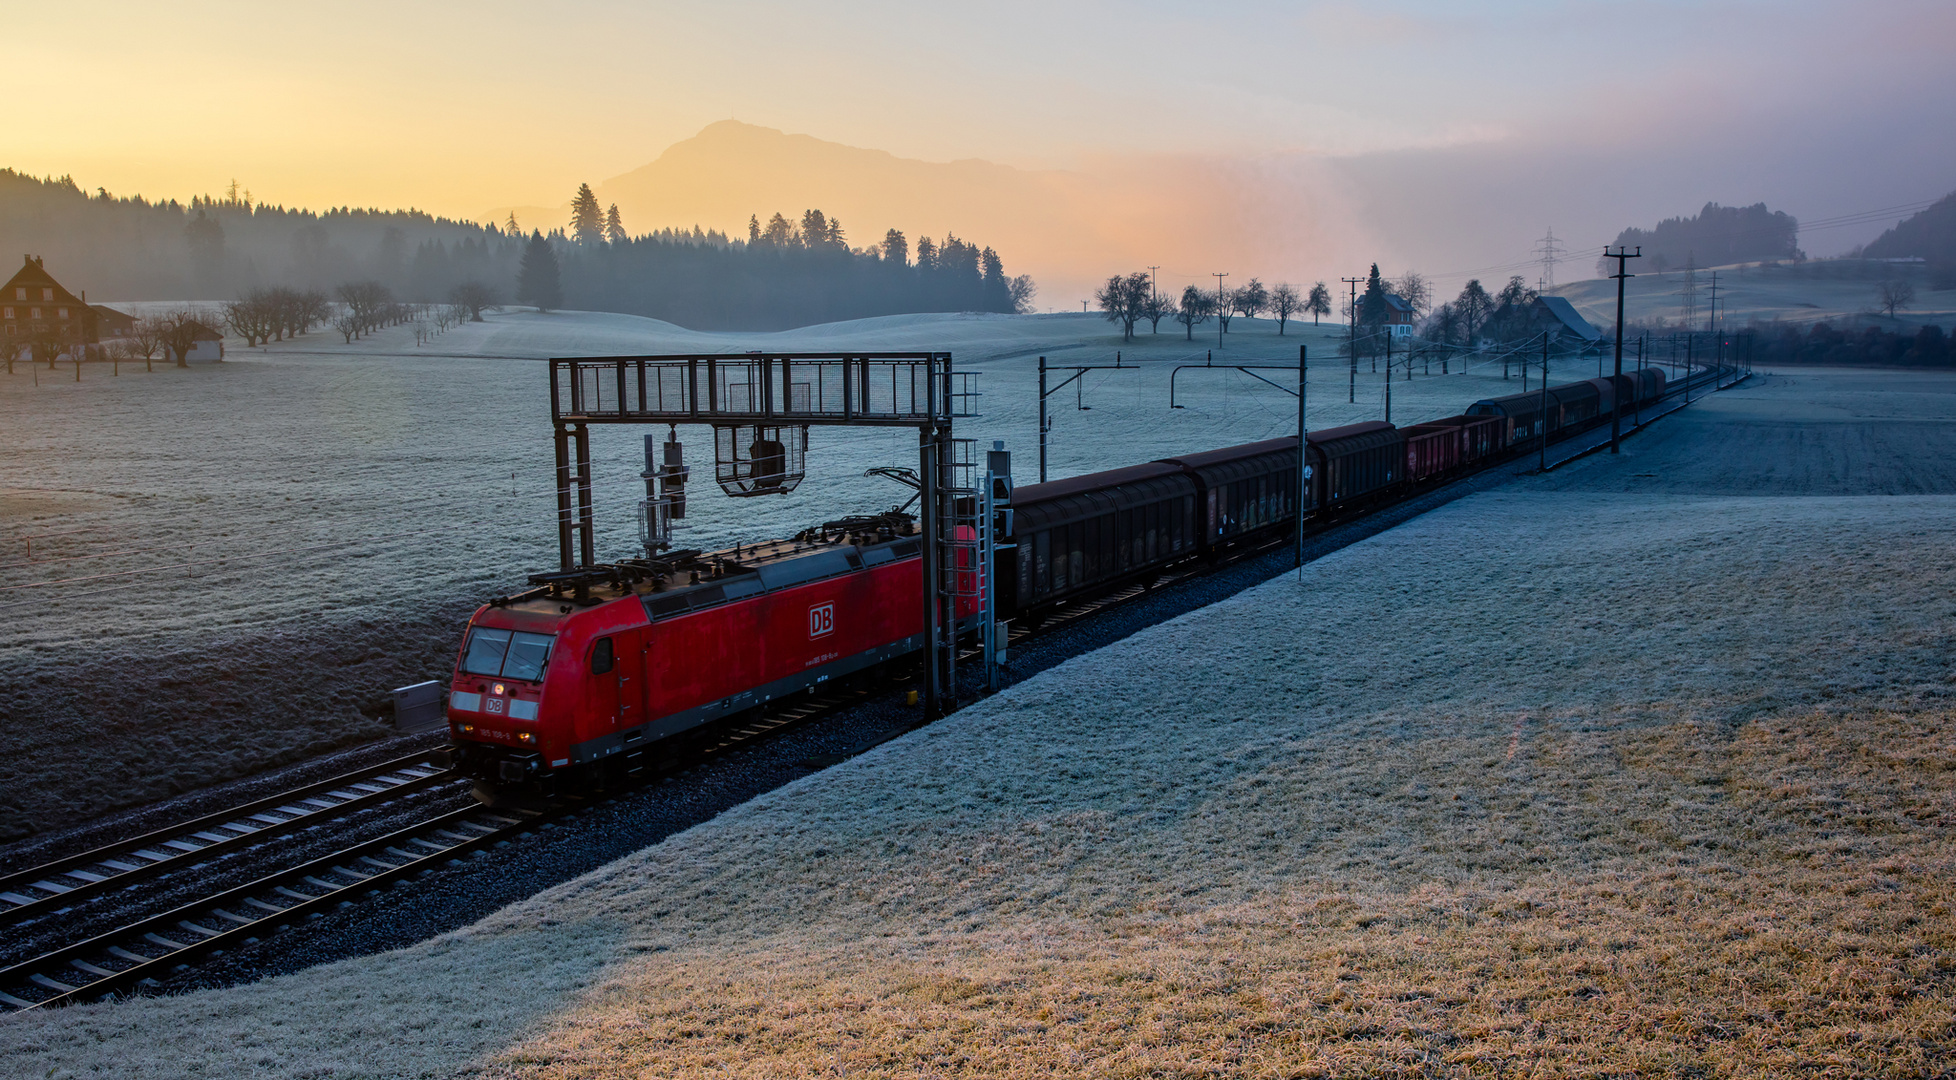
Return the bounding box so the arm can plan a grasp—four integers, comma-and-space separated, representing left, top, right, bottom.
0, 798, 564, 1010
0, 365, 1741, 1012
0, 751, 462, 932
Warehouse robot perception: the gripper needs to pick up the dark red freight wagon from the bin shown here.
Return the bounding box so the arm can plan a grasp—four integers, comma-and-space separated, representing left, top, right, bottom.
1159, 437, 1312, 548
1308, 421, 1403, 507
1399, 422, 1462, 482
1003, 462, 1198, 616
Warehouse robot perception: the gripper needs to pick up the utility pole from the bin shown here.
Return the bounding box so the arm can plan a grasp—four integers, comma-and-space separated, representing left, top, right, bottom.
1342, 276, 1362, 403
1383, 332, 1392, 423
1146, 265, 1160, 306
1705, 271, 1720, 335
1602, 244, 1641, 454
1037, 355, 1048, 483
1538, 331, 1550, 472
1296, 345, 1308, 581
1213, 272, 1229, 350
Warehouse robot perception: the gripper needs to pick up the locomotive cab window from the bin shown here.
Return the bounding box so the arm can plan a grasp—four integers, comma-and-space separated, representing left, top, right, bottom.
461, 627, 555, 680
590, 636, 615, 675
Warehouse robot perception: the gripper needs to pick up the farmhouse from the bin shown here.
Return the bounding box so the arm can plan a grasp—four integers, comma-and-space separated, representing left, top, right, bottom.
2, 255, 98, 352
1383, 293, 1416, 337
1489, 294, 1602, 347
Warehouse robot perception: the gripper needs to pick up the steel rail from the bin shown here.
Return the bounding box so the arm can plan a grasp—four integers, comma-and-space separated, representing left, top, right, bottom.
0, 751, 462, 928
0, 800, 561, 1010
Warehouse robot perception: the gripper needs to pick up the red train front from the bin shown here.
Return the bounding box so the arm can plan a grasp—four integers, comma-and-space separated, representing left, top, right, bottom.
447, 516, 962, 793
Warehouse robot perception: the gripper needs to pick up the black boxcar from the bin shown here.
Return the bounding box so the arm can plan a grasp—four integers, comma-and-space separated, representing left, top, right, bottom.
1159, 437, 1310, 547
1002, 461, 1198, 615
1310, 421, 1403, 507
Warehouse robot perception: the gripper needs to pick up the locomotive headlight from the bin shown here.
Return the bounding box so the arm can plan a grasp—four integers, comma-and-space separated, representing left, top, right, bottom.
492, 682, 507, 696
459, 723, 476, 734
517, 731, 536, 744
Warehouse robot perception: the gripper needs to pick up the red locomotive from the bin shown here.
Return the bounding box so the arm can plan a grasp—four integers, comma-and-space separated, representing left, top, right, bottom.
447, 516, 975, 794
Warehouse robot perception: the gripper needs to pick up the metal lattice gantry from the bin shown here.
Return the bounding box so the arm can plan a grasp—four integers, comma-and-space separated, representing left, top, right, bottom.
550, 352, 974, 427
544, 352, 982, 717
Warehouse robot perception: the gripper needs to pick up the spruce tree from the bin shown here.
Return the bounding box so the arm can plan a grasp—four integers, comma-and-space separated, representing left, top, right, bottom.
605, 204, 626, 244
517, 231, 563, 312
571, 183, 605, 246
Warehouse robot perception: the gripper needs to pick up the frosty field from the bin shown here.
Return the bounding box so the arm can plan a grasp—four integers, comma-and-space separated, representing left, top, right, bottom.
4, 366, 1952, 1077
1, 308, 1577, 840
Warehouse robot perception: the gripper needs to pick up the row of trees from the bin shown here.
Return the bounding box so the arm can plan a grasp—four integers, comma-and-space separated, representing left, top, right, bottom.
1087, 260, 1553, 358
1096, 274, 1336, 341
222, 287, 332, 346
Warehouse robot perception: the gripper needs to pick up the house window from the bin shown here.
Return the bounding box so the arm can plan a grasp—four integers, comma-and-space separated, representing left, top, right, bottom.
12, 288, 22, 301
30, 308, 40, 319
57, 307, 68, 319
41, 288, 53, 301
2, 307, 10, 318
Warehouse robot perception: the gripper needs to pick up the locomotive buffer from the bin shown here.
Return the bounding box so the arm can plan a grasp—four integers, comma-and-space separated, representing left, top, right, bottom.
547, 352, 983, 716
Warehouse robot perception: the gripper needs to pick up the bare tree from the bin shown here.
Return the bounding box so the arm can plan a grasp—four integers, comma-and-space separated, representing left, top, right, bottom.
1454, 279, 1494, 345
1140, 288, 1175, 333
156, 308, 216, 366
1393, 271, 1431, 319
296, 290, 332, 334
450, 281, 497, 322
1233, 278, 1269, 322
1879, 278, 1915, 318
1008, 274, 1037, 314
1270, 283, 1301, 335
336, 280, 394, 336
333, 308, 360, 344
1095, 272, 1150, 341
1306, 281, 1332, 325
1174, 284, 1212, 341
224, 291, 280, 347
128, 316, 166, 371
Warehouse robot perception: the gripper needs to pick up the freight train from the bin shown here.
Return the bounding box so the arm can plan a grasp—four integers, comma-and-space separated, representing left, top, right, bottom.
446, 369, 1667, 796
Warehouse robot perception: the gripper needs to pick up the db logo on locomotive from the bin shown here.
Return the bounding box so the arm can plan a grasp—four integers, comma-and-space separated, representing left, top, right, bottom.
808, 602, 835, 638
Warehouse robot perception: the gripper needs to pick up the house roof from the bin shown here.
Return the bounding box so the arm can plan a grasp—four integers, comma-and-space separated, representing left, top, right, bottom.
1534, 295, 1600, 341
3, 255, 85, 307
1383, 294, 1414, 314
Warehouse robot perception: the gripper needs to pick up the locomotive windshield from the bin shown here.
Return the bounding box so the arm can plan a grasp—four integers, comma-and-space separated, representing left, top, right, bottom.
461, 628, 555, 681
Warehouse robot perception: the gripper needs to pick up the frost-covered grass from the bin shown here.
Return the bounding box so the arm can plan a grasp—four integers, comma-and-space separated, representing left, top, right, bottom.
0, 309, 1557, 840
7, 366, 1956, 1076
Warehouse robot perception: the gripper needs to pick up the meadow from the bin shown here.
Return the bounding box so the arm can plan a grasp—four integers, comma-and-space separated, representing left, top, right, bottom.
5, 368, 1952, 1077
